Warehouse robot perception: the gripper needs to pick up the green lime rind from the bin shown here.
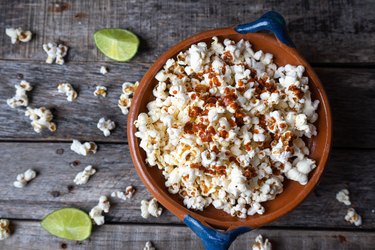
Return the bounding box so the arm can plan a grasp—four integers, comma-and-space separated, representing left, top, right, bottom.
94, 28, 140, 62
41, 208, 92, 241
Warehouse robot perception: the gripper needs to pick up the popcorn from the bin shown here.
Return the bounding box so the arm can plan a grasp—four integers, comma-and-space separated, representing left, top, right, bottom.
118, 81, 139, 115
89, 196, 110, 226
336, 189, 351, 206
57, 83, 78, 102
0, 219, 11, 240
5, 27, 32, 44
135, 37, 319, 218
252, 235, 272, 250
7, 80, 32, 108
94, 85, 107, 97
144, 241, 156, 250
97, 118, 115, 136
25, 107, 56, 133
42, 42, 68, 65
140, 198, 163, 218
70, 139, 97, 156
73, 165, 96, 185
111, 186, 136, 201
100, 66, 108, 75
13, 169, 37, 188
345, 208, 362, 226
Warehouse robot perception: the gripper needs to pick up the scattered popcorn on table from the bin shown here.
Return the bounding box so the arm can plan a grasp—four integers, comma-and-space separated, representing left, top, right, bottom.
70, 139, 97, 156
42, 42, 68, 65
89, 196, 110, 226
100, 66, 108, 75
7, 80, 32, 108
118, 81, 139, 115
94, 85, 107, 97
0, 219, 10, 241
144, 241, 156, 250
135, 37, 320, 218
345, 208, 362, 226
141, 198, 163, 218
336, 189, 351, 206
5, 27, 32, 44
97, 118, 115, 137
252, 235, 272, 250
13, 169, 37, 188
25, 107, 56, 133
111, 186, 136, 201
57, 83, 78, 102
73, 165, 96, 185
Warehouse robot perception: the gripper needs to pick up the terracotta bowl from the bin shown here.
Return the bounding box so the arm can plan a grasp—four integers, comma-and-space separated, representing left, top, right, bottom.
128, 11, 331, 240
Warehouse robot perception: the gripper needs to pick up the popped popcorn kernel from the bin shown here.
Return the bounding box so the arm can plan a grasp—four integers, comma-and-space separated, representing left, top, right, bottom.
336, 189, 351, 206
70, 139, 97, 156
111, 186, 136, 201
13, 169, 37, 188
345, 208, 362, 226
89, 196, 110, 226
118, 81, 139, 115
25, 107, 56, 133
94, 85, 107, 97
7, 80, 32, 108
97, 118, 115, 137
252, 235, 272, 250
141, 198, 163, 218
144, 241, 156, 250
5, 27, 32, 44
100, 66, 108, 75
42, 42, 68, 65
57, 83, 78, 102
0, 219, 11, 240
73, 165, 96, 185
135, 37, 320, 218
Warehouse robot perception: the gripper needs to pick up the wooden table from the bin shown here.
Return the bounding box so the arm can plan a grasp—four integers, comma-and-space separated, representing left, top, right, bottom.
0, 1, 374, 249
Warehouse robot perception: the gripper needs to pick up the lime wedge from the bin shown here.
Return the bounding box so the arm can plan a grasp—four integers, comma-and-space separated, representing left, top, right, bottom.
94, 28, 140, 62
41, 208, 92, 241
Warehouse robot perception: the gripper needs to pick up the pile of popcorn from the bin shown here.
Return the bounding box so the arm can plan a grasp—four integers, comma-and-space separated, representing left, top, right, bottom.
135, 37, 320, 218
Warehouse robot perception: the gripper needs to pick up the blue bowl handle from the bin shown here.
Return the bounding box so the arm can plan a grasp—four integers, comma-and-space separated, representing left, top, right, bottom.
235, 11, 295, 48
184, 215, 252, 250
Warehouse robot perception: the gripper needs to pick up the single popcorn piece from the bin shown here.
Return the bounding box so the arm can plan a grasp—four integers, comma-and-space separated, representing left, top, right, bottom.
141, 198, 163, 218
94, 85, 107, 97
345, 208, 362, 226
0, 219, 11, 241
97, 118, 115, 137
25, 107, 56, 133
7, 80, 33, 108
135, 37, 320, 218
70, 139, 97, 156
252, 235, 272, 250
118, 81, 139, 115
100, 66, 108, 75
73, 165, 96, 185
5, 27, 32, 44
89, 196, 110, 226
13, 169, 37, 188
144, 241, 156, 250
42, 42, 68, 65
111, 186, 136, 201
336, 189, 351, 206
57, 83, 78, 102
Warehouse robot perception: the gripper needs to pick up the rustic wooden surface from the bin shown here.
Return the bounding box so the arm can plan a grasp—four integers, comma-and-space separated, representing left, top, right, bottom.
0, 0, 374, 249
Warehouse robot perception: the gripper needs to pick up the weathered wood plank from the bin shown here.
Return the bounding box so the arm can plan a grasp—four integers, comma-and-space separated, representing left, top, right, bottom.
0, 143, 373, 229
0, 62, 374, 148
0, 222, 373, 250
0, 0, 374, 63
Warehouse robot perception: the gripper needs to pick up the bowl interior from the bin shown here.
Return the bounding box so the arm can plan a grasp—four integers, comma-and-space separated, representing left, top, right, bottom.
128, 28, 332, 230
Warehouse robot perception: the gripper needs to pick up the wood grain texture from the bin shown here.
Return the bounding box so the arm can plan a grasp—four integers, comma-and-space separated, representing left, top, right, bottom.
0, 222, 374, 250
0, 0, 374, 63
0, 143, 373, 229
0, 62, 374, 148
